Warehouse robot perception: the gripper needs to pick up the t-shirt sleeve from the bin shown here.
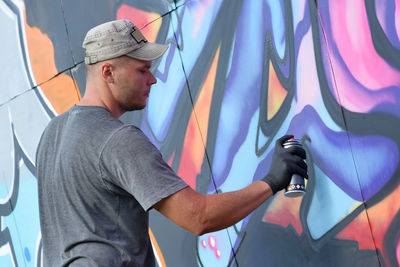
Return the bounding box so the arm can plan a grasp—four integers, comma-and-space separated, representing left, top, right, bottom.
99, 125, 188, 211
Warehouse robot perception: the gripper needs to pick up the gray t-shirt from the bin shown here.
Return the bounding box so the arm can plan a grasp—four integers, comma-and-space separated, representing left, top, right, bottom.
36, 105, 188, 267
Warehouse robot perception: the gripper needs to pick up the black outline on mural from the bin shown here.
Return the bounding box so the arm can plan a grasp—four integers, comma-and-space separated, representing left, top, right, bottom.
4, 0, 55, 119
365, 0, 400, 70
0, 123, 38, 266
36, 239, 42, 267
256, 0, 296, 156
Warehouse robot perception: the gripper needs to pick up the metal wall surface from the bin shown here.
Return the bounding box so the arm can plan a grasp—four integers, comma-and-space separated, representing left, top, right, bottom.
0, 0, 399, 266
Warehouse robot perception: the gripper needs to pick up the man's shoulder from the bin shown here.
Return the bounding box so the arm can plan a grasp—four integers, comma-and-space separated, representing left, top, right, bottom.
47, 105, 121, 131
115, 124, 143, 135
40, 109, 70, 136
109, 124, 149, 144
102, 124, 158, 156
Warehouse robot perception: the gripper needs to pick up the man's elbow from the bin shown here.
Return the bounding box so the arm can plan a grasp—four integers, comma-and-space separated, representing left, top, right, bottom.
190, 226, 206, 236
190, 217, 210, 236
189, 200, 213, 236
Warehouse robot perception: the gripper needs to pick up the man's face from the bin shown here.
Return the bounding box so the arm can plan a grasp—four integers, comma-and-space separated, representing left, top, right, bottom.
110, 56, 157, 111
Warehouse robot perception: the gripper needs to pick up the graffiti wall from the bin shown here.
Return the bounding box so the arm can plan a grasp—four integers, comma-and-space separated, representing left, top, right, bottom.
1, 0, 399, 266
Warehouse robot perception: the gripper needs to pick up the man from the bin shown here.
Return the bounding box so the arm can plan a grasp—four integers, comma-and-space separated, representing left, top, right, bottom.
36, 19, 307, 266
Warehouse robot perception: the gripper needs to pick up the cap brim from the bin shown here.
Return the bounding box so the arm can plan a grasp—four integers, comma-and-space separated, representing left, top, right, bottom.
126, 42, 168, 61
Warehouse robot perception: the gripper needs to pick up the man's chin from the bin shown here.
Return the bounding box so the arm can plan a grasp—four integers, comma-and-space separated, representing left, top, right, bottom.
124, 104, 146, 112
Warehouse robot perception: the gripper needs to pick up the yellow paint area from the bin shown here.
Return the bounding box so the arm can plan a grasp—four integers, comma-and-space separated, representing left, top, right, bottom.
262, 191, 303, 235
267, 62, 287, 120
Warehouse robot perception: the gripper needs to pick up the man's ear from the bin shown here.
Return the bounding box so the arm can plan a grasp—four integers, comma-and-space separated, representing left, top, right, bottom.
101, 63, 114, 83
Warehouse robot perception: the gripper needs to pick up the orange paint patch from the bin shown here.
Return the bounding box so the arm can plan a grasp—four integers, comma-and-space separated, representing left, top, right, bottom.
267, 62, 287, 120
40, 75, 80, 114
24, 10, 80, 114
336, 184, 400, 261
117, 4, 162, 43
177, 46, 220, 189
262, 192, 303, 235
24, 11, 57, 84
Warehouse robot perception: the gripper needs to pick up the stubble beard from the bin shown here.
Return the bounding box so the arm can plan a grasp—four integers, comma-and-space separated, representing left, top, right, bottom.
120, 100, 146, 112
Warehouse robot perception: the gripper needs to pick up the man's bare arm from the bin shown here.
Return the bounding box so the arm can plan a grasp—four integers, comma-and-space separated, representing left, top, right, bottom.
153, 181, 272, 235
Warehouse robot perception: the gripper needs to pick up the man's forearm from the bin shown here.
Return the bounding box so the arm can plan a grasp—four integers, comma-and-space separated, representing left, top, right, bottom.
197, 181, 272, 234
154, 181, 273, 236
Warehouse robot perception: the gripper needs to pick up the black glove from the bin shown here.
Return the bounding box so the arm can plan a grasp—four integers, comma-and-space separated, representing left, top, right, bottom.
262, 135, 308, 194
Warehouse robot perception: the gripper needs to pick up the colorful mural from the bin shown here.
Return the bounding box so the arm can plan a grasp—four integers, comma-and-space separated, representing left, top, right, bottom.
0, 0, 399, 266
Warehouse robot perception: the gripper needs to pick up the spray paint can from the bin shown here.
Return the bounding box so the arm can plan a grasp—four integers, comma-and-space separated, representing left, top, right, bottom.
283, 139, 306, 197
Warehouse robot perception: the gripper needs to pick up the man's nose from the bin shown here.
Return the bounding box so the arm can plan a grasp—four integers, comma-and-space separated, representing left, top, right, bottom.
149, 72, 157, 85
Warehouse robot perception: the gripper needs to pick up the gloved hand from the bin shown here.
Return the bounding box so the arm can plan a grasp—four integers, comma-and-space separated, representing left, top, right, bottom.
262, 135, 308, 194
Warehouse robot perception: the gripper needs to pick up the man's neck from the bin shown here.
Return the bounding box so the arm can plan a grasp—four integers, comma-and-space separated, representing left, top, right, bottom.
77, 96, 124, 118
